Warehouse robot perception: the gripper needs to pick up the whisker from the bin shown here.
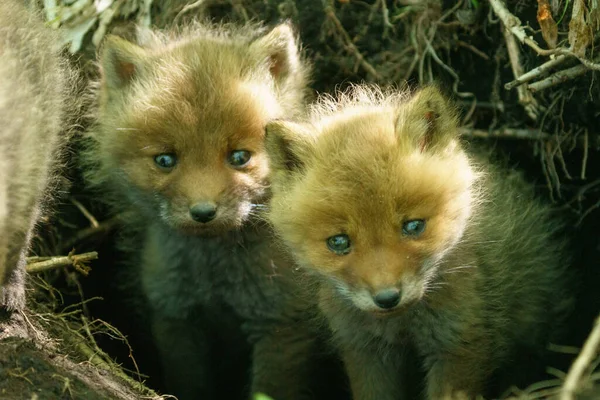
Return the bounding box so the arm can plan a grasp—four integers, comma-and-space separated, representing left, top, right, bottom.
249, 203, 269, 210
467, 240, 500, 245
442, 265, 476, 275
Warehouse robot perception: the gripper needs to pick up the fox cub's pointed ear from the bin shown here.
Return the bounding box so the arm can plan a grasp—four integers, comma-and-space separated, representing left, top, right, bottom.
396, 86, 459, 152
265, 120, 315, 175
251, 22, 302, 85
100, 35, 147, 90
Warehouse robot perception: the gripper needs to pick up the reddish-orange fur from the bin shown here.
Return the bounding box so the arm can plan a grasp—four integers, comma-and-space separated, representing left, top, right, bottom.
81, 20, 329, 400
265, 84, 572, 399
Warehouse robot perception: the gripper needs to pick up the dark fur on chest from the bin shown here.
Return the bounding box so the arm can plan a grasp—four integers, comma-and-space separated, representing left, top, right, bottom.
140, 220, 302, 325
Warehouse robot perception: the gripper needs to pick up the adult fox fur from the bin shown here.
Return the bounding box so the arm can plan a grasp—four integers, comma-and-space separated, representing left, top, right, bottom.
0, 0, 72, 311
264, 85, 573, 399
82, 20, 330, 400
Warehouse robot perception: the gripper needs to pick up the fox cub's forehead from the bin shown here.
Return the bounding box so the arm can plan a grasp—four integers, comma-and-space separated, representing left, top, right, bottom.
127, 76, 276, 143
297, 109, 452, 213
310, 111, 404, 174
315, 108, 403, 153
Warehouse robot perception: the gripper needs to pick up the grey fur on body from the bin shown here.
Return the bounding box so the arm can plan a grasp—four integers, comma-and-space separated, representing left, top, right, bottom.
139, 219, 319, 399
0, 0, 71, 311
141, 221, 299, 324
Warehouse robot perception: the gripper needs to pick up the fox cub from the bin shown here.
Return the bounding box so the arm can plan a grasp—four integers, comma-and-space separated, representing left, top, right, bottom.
264, 85, 573, 399
82, 21, 323, 399
0, 0, 72, 311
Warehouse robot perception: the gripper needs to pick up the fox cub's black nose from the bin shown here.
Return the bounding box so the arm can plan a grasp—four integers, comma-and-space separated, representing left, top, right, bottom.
373, 289, 401, 309
190, 202, 217, 223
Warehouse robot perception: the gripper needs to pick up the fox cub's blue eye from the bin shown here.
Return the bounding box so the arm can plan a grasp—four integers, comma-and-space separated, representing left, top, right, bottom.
154, 153, 177, 170
326, 234, 352, 255
228, 150, 251, 167
402, 219, 426, 237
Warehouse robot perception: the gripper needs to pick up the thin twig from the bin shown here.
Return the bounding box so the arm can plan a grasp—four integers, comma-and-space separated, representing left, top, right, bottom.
548, 343, 584, 355
489, 0, 545, 50
85, 317, 144, 384
173, 0, 207, 24
26, 252, 98, 274
578, 199, 600, 225
424, 40, 474, 98
490, 0, 600, 70
379, 0, 394, 38
553, 48, 600, 70
459, 127, 600, 148
70, 198, 99, 228
456, 40, 490, 60
545, 140, 562, 197
560, 314, 600, 400
323, 2, 381, 79
459, 127, 549, 140
562, 179, 600, 215
501, 25, 540, 120
70, 324, 155, 396
505, 55, 569, 90
59, 216, 121, 254
582, 129, 589, 180
529, 55, 600, 92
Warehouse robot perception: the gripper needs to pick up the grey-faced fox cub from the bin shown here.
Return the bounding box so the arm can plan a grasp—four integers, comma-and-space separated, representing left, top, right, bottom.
264, 84, 573, 399
82, 20, 328, 400
0, 0, 72, 311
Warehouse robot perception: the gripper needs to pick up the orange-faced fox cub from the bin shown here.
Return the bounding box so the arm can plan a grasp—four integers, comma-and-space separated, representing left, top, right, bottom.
82, 20, 331, 400
0, 0, 71, 311
264, 85, 573, 399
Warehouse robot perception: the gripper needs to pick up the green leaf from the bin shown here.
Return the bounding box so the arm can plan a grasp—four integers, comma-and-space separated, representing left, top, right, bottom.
253, 393, 274, 400
557, 0, 571, 25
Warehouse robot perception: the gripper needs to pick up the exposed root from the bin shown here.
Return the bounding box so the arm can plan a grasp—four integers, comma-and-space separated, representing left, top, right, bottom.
173, 0, 209, 24
491, 0, 600, 102
505, 56, 569, 90
529, 54, 600, 92
490, 0, 600, 66
7, 367, 34, 386
501, 24, 540, 120
59, 216, 120, 254
459, 127, 600, 148
560, 314, 600, 400
70, 197, 99, 228
322, 0, 381, 79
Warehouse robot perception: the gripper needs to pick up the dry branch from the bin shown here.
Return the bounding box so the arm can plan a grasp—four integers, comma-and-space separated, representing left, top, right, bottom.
491, 0, 600, 73
501, 25, 540, 120
560, 314, 600, 400
26, 252, 98, 275
459, 128, 600, 149
460, 127, 549, 140
528, 54, 600, 92
505, 55, 568, 90
489, 0, 545, 51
